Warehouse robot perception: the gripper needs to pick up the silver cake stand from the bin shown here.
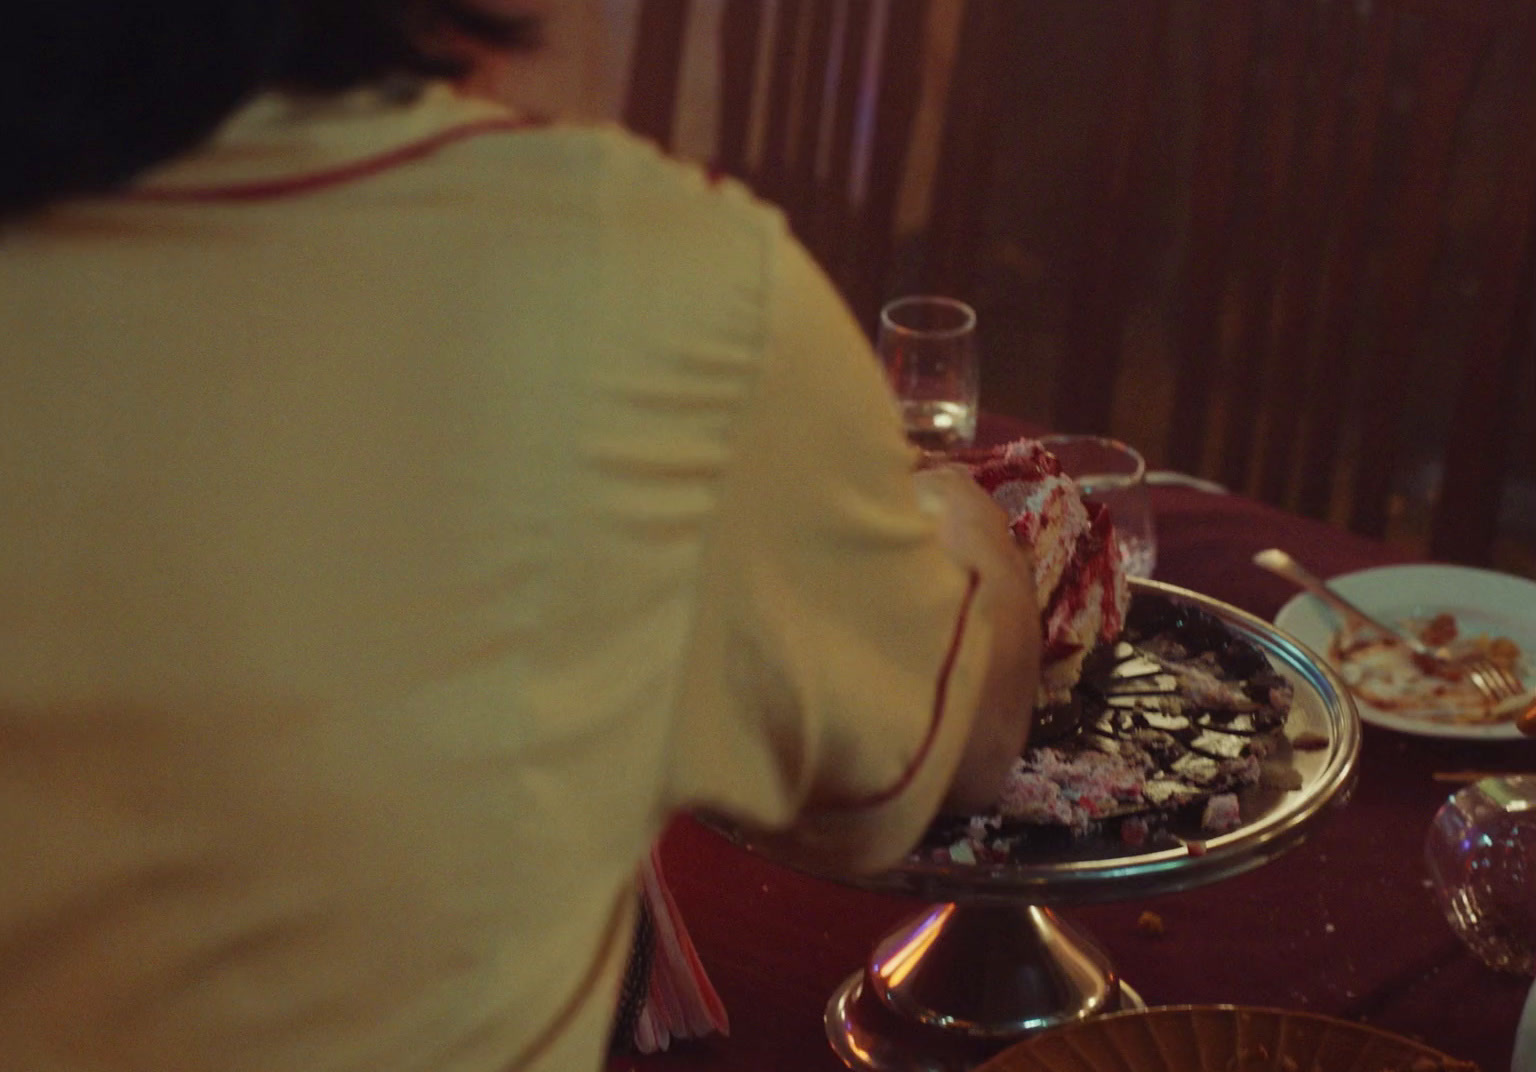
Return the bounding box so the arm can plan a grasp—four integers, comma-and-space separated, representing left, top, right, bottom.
723, 580, 1360, 1072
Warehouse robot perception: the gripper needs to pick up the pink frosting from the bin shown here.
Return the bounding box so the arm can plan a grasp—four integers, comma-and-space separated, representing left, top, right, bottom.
962, 438, 1132, 705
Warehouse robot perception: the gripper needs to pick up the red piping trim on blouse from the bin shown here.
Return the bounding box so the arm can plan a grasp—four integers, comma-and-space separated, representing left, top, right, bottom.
124, 115, 546, 203
824, 568, 982, 811
505, 891, 630, 1070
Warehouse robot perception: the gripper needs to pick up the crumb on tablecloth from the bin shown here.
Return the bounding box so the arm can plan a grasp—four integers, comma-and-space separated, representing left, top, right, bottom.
1201, 792, 1243, 834
1401, 1057, 1481, 1072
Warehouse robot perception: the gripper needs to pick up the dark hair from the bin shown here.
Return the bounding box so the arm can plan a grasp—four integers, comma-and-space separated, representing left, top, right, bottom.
1, 2, 540, 217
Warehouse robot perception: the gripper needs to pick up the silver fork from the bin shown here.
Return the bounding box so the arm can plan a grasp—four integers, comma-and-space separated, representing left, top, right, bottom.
1474, 663, 1531, 713
1253, 548, 1526, 707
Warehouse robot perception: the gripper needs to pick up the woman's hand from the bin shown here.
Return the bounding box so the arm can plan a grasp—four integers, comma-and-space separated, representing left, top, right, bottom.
911, 465, 1041, 814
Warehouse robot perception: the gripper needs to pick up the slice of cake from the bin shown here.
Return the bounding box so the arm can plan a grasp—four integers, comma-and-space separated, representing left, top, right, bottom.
956, 438, 1131, 707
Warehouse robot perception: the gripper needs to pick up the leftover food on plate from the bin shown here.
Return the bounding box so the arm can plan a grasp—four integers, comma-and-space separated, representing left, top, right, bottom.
916, 591, 1298, 864
1330, 611, 1527, 724
1273, 564, 1536, 740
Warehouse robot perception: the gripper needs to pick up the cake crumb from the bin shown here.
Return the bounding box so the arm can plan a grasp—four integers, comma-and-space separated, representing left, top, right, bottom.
1261, 761, 1304, 791
1135, 910, 1165, 936
1201, 792, 1243, 834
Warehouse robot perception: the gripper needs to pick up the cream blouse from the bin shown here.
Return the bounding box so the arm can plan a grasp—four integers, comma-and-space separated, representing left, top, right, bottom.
0, 84, 991, 1071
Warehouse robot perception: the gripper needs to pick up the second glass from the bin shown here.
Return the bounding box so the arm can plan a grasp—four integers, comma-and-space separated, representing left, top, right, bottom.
1426, 775, 1536, 976
877, 295, 979, 452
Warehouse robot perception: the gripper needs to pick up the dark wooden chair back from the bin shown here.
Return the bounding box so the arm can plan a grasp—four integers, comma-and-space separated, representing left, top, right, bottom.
622, 0, 1021, 338
622, 0, 693, 153
1056, 0, 1536, 565
710, 0, 930, 334
621, 0, 1536, 566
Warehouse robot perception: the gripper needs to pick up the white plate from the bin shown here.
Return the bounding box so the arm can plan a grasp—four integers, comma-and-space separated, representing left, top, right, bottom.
1274, 563, 1536, 739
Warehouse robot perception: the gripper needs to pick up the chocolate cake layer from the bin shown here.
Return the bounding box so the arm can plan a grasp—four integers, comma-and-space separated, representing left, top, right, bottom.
922, 592, 1296, 862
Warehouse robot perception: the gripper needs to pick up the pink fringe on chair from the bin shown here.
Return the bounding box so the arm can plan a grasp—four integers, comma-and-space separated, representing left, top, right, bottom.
631, 845, 730, 1053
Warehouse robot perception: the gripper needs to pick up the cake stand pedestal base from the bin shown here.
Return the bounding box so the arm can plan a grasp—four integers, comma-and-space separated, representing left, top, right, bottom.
824, 901, 1143, 1072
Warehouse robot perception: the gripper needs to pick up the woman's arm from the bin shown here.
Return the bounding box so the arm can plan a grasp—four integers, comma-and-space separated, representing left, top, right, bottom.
911, 464, 1040, 815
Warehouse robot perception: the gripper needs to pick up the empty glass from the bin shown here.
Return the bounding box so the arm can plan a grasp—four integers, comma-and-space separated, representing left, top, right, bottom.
877, 296, 979, 452
1037, 434, 1158, 579
1425, 775, 1536, 976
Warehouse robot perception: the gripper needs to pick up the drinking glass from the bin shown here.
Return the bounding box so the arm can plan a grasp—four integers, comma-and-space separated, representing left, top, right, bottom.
877, 295, 979, 452
1038, 434, 1157, 579
1426, 775, 1536, 976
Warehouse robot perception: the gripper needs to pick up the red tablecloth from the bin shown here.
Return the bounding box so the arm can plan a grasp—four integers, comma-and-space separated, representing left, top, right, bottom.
612, 418, 1534, 1072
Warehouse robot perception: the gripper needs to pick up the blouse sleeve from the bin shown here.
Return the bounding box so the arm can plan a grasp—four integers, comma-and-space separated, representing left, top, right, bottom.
665, 225, 995, 875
